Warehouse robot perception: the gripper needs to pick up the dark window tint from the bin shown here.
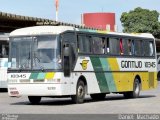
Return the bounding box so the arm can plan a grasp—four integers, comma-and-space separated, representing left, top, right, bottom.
0, 41, 9, 58
127, 39, 132, 55
109, 37, 119, 55
144, 41, 150, 56
134, 40, 143, 56
92, 37, 103, 54
78, 35, 91, 53
131, 40, 135, 55
106, 38, 110, 53
143, 40, 155, 57
119, 38, 123, 55
149, 41, 154, 56
63, 33, 77, 68
121, 39, 130, 55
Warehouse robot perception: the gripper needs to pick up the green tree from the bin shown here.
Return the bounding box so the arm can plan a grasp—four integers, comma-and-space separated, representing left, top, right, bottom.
120, 7, 160, 38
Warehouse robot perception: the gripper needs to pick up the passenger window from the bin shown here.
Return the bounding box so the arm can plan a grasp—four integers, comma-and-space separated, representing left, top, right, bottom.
143, 40, 154, 56
92, 37, 103, 54
135, 40, 143, 56
63, 33, 77, 68
0, 41, 9, 58
109, 37, 119, 55
78, 35, 91, 53
127, 39, 132, 55
102, 38, 107, 54
120, 39, 130, 55
144, 41, 150, 56
131, 40, 135, 55
149, 41, 154, 56
120, 38, 123, 55
106, 38, 109, 53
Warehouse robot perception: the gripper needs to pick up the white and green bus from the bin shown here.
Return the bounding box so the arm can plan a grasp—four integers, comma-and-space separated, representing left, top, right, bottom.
0, 33, 9, 90
8, 26, 157, 104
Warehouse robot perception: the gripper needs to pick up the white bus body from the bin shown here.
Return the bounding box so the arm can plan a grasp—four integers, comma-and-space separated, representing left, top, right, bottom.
8, 26, 157, 104
0, 33, 9, 89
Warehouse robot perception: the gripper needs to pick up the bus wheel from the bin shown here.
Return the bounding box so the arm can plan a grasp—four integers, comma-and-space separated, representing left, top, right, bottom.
71, 80, 85, 104
123, 78, 140, 98
28, 96, 41, 104
90, 93, 106, 100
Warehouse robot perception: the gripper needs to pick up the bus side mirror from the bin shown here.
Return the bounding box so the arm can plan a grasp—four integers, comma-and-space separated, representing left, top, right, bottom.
63, 44, 71, 77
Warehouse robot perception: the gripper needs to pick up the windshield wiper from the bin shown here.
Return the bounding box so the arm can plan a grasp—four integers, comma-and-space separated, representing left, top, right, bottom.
33, 52, 45, 71
19, 56, 31, 70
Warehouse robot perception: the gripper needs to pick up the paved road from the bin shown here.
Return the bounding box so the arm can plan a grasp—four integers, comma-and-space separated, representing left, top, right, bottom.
0, 82, 160, 114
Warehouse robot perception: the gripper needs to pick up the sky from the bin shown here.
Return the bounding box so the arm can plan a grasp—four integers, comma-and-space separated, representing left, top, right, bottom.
0, 0, 160, 32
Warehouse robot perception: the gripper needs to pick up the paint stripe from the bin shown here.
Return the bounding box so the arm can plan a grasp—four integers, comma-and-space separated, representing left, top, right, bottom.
90, 57, 109, 93
37, 73, 46, 79
100, 58, 117, 92
45, 72, 55, 79
104, 73, 117, 92
107, 58, 119, 71
29, 73, 39, 79
100, 58, 110, 71
107, 58, 120, 92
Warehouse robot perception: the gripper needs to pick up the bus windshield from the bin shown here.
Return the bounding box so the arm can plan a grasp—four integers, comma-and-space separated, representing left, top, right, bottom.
9, 35, 61, 70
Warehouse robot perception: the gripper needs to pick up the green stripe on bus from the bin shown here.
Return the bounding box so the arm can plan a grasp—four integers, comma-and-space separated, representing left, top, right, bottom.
104, 73, 117, 92
100, 58, 110, 71
90, 57, 109, 93
100, 58, 117, 92
37, 73, 46, 79
29, 73, 39, 79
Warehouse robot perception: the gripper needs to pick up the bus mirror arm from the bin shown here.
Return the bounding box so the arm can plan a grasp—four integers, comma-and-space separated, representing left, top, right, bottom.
64, 44, 70, 57
63, 44, 71, 77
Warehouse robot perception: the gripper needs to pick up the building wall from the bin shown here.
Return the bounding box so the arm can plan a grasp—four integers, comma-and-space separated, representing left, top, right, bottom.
83, 13, 115, 31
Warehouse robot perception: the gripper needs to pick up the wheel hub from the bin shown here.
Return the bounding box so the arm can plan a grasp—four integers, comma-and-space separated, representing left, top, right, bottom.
78, 85, 84, 97
135, 82, 140, 94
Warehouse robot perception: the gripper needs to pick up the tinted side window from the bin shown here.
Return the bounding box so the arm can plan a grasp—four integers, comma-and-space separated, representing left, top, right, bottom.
142, 40, 155, 57
63, 33, 77, 68
0, 41, 9, 58
106, 38, 110, 54
127, 39, 132, 55
149, 41, 154, 56
134, 40, 143, 56
92, 37, 103, 54
121, 39, 130, 55
144, 41, 150, 56
78, 35, 91, 53
109, 37, 119, 55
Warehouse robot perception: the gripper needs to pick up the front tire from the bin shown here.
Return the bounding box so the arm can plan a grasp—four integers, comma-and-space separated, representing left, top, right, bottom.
123, 78, 140, 98
28, 96, 41, 104
71, 80, 85, 104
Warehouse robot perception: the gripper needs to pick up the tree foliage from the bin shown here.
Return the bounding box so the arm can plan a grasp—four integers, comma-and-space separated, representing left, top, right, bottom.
120, 7, 160, 38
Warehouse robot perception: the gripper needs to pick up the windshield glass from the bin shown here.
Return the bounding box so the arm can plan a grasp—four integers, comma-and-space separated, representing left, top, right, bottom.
9, 37, 32, 69
32, 35, 61, 70
9, 35, 61, 70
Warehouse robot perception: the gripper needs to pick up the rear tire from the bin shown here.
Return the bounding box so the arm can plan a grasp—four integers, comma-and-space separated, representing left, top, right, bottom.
123, 78, 140, 98
90, 93, 106, 100
71, 80, 85, 104
28, 96, 41, 104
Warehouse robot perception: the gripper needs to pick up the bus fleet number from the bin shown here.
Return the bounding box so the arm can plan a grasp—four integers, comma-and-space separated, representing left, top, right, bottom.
11, 74, 27, 79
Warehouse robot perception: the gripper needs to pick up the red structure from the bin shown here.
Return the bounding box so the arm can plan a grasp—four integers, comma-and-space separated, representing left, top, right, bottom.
82, 13, 115, 31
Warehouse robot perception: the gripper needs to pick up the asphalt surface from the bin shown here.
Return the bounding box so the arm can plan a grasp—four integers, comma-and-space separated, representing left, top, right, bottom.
0, 82, 160, 114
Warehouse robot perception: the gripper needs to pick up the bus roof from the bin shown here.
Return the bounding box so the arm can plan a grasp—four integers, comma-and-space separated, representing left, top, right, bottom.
10, 26, 154, 39
10, 26, 75, 36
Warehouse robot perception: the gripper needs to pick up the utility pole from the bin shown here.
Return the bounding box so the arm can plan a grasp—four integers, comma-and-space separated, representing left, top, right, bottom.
55, 0, 59, 21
